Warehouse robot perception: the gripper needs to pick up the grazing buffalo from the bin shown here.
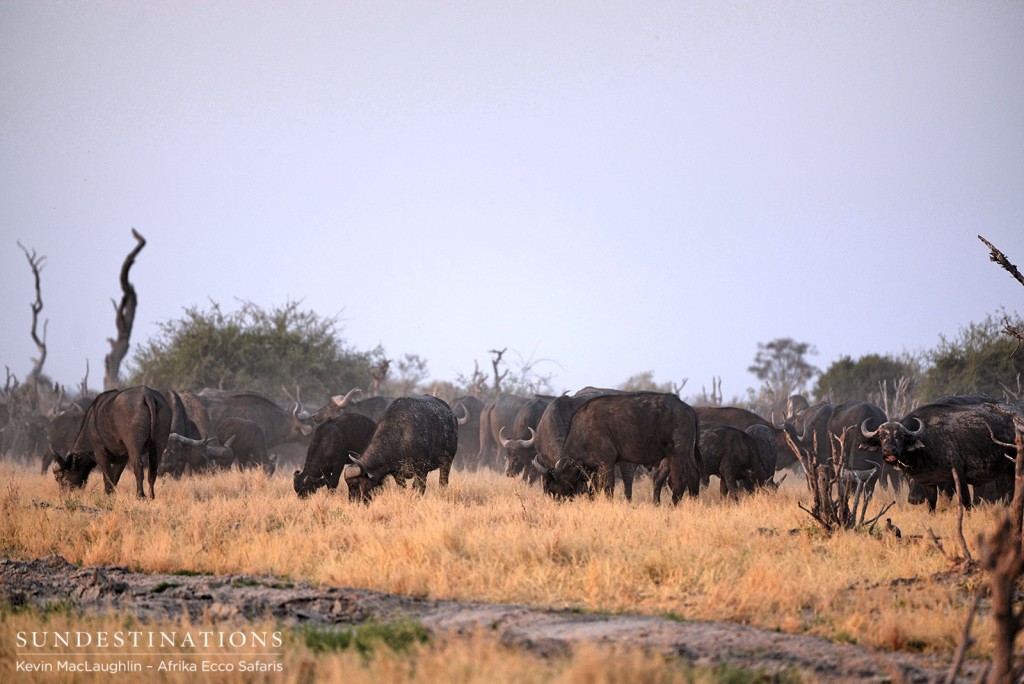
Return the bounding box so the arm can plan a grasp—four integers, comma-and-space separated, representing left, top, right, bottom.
522, 388, 639, 499
216, 417, 275, 474
199, 389, 313, 447
499, 397, 553, 480
293, 413, 377, 497
44, 409, 85, 474
160, 390, 234, 477
343, 395, 458, 503
477, 394, 532, 472
698, 425, 775, 498
450, 395, 484, 471
744, 423, 780, 479
52, 386, 172, 498
694, 404, 799, 471
533, 392, 702, 503
860, 400, 1017, 509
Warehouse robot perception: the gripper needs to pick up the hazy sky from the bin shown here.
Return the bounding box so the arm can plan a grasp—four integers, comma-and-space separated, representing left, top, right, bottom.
1, 2, 1022, 401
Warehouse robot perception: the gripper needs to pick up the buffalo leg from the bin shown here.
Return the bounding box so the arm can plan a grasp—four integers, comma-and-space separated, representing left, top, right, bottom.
651, 461, 668, 505
618, 463, 635, 502
438, 457, 453, 488
668, 456, 686, 504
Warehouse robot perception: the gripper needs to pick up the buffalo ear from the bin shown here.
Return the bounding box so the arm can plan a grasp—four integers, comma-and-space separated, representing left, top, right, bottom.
860, 444, 880, 452
907, 440, 925, 451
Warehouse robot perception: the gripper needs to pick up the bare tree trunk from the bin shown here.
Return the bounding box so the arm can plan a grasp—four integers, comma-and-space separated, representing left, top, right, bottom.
103, 229, 146, 391
489, 348, 508, 397
17, 242, 47, 383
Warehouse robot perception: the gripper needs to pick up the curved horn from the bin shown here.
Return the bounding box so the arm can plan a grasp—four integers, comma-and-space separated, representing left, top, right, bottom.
906, 416, 925, 437
455, 404, 469, 425
223, 433, 237, 449
332, 387, 363, 408
499, 426, 511, 448
168, 432, 203, 446
860, 418, 880, 440
521, 427, 536, 448
531, 457, 550, 475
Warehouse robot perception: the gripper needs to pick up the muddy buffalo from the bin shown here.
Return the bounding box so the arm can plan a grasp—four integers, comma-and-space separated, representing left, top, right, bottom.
343, 395, 458, 503
294, 413, 377, 497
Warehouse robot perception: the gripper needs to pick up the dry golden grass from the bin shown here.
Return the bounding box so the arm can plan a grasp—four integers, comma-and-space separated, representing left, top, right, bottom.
0, 460, 1002, 657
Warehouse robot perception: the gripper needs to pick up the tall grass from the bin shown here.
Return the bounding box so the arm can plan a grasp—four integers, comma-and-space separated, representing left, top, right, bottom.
0, 462, 998, 656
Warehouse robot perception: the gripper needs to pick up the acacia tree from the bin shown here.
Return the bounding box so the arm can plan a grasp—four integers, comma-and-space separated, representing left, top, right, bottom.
747, 338, 819, 412
128, 300, 381, 404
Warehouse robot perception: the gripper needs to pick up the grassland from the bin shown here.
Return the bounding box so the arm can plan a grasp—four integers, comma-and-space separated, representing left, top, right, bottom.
0, 459, 1005, 678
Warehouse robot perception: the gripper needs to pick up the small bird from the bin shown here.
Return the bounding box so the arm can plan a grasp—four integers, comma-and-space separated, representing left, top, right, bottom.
885, 518, 902, 539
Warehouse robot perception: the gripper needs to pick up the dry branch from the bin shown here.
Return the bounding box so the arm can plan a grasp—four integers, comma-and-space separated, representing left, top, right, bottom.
17, 242, 47, 381
103, 229, 146, 390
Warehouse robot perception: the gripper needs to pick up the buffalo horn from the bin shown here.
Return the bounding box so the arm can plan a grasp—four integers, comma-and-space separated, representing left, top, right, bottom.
455, 404, 469, 426
168, 432, 203, 446
860, 419, 880, 439
906, 416, 925, 436
499, 426, 511, 448
331, 387, 362, 408
53, 452, 68, 469
521, 426, 536, 448
531, 457, 550, 475
223, 434, 237, 449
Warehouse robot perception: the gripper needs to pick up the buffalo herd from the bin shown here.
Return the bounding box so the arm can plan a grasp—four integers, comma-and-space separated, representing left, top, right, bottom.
3, 380, 1016, 509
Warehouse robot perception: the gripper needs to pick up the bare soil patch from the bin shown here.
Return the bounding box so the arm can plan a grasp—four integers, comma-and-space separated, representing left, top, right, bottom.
1, 555, 983, 682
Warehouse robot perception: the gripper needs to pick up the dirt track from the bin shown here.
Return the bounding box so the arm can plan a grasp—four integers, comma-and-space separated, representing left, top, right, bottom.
1, 555, 983, 682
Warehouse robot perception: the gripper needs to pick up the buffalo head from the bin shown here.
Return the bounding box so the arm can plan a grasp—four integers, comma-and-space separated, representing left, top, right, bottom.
860, 418, 925, 470
293, 469, 328, 498
532, 456, 592, 500
500, 426, 537, 478
343, 453, 382, 503
52, 451, 94, 490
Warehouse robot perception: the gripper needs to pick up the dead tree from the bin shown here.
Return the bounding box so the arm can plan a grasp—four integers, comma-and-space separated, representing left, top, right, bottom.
979, 235, 1024, 355
103, 229, 146, 391
783, 427, 893, 533
489, 348, 508, 396
17, 242, 47, 383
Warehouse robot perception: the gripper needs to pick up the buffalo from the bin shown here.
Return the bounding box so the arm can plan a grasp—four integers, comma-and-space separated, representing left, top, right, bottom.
533, 392, 702, 503
160, 390, 234, 477
294, 413, 377, 497
450, 395, 484, 471
199, 389, 313, 447
476, 394, 532, 472
343, 395, 458, 503
216, 417, 276, 474
860, 399, 1017, 509
52, 386, 171, 498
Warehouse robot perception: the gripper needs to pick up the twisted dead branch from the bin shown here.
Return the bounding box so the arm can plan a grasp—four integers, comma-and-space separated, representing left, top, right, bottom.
17, 242, 47, 382
103, 229, 146, 390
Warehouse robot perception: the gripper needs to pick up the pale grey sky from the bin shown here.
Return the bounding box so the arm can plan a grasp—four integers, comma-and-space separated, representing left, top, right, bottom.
1, 1, 1022, 400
